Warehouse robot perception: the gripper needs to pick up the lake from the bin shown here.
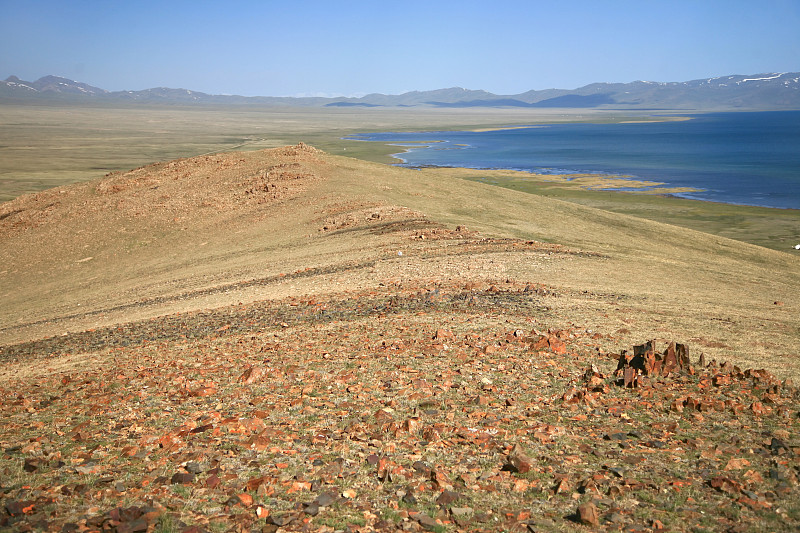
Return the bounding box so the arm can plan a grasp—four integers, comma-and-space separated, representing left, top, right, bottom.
349, 111, 800, 210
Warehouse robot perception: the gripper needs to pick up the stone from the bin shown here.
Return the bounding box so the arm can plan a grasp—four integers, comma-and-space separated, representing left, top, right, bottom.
435, 489, 462, 506
314, 492, 338, 507
411, 512, 440, 531
504, 443, 533, 474
577, 502, 600, 526
268, 513, 297, 527
623, 367, 637, 388
185, 461, 203, 474
238, 366, 265, 384
170, 472, 195, 484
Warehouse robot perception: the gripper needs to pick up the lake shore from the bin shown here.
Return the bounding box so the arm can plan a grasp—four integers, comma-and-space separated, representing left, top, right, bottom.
1, 104, 796, 251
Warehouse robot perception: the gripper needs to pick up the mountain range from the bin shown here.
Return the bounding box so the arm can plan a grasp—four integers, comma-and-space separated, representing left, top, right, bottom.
2, 72, 799, 110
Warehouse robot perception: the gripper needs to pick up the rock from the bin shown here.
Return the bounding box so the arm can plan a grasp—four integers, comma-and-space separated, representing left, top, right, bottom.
402, 489, 418, 505
238, 366, 265, 384
268, 513, 297, 527
577, 502, 600, 526
116, 517, 149, 533
504, 443, 533, 474
435, 489, 462, 506
5, 500, 34, 516
433, 329, 455, 341
527, 518, 557, 532
185, 461, 203, 474
313, 492, 338, 507
410, 512, 440, 531
236, 493, 253, 506
170, 472, 195, 484
75, 463, 103, 475
770, 437, 791, 454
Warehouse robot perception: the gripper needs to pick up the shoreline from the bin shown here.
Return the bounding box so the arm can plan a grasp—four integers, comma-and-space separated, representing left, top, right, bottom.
347, 113, 798, 212
397, 160, 800, 212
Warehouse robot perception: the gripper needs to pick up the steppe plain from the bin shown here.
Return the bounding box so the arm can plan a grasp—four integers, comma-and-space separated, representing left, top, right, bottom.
1, 104, 799, 532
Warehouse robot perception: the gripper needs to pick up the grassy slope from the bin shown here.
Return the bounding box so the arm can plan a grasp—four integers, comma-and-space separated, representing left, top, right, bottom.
1, 146, 798, 379
2, 140, 799, 533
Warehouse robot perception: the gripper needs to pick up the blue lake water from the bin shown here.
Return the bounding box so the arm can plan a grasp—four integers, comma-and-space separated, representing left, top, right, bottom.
349, 111, 800, 210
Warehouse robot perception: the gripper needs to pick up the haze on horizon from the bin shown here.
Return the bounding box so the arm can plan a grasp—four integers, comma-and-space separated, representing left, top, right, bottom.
1, 0, 799, 98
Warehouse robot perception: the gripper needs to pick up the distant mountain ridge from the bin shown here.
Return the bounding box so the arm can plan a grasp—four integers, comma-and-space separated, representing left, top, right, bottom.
2, 72, 799, 110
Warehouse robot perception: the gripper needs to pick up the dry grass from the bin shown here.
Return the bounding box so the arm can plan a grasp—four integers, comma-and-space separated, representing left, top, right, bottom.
1, 143, 798, 381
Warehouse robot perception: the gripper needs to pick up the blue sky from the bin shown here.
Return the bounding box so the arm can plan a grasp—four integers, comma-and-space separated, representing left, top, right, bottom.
2, 0, 799, 97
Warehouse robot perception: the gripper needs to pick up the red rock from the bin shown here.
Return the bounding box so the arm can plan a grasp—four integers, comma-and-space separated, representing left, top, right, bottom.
504, 443, 533, 474
5, 501, 35, 516
577, 502, 599, 526
548, 336, 567, 355
189, 386, 216, 397
433, 329, 455, 341
238, 366, 265, 384
374, 408, 394, 422
710, 476, 741, 494
554, 477, 571, 494
245, 475, 267, 491
623, 367, 637, 388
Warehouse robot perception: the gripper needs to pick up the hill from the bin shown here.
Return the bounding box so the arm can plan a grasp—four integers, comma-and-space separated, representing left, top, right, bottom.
3, 73, 800, 110
1, 145, 799, 531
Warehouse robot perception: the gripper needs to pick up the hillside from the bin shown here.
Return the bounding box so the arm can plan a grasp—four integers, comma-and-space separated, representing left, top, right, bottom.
1, 145, 799, 531
1, 144, 798, 367
3, 73, 800, 110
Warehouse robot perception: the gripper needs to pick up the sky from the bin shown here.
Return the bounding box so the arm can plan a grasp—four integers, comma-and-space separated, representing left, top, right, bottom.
2, 0, 799, 97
